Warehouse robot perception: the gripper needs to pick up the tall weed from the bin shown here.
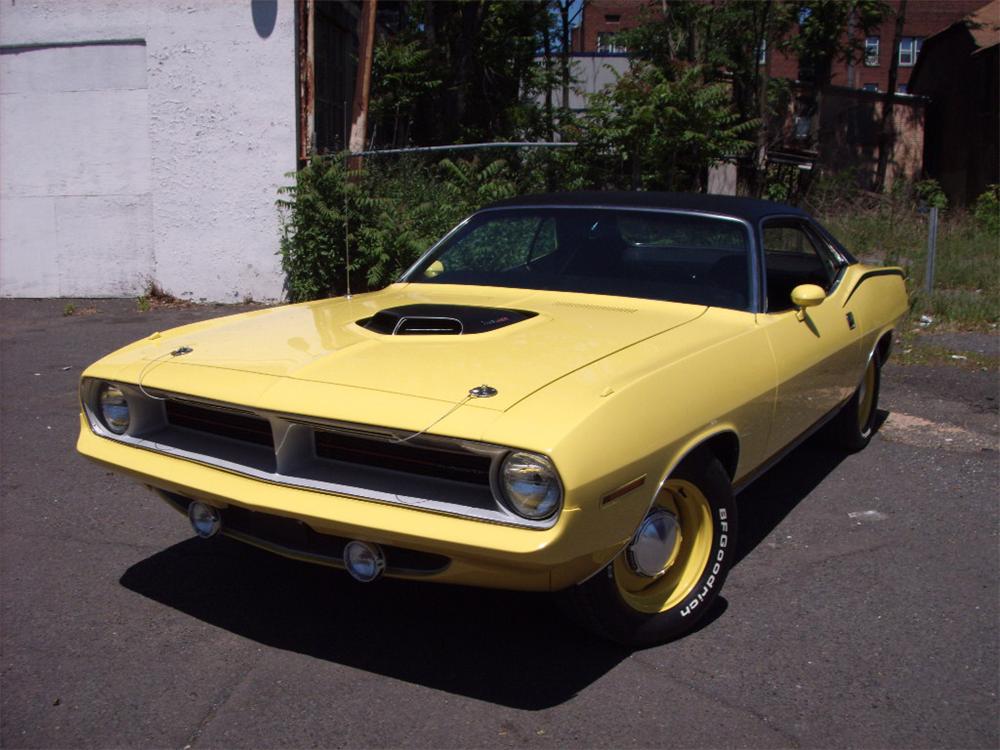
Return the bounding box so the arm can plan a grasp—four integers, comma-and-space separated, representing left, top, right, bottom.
814, 182, 998, 329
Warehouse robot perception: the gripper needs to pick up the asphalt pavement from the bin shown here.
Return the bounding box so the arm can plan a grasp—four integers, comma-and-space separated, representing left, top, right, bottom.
1, 298, 997, 749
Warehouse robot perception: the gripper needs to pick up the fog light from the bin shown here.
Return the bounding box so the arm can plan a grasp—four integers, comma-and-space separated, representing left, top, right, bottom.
188, 501, 221, 538
343, 540, 385, 583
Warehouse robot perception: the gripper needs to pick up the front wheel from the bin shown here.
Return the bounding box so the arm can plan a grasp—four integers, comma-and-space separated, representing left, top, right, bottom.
560, 449, 737, 647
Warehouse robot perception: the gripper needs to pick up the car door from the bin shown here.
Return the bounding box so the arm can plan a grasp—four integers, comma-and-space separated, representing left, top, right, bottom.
755, 218, 863, 457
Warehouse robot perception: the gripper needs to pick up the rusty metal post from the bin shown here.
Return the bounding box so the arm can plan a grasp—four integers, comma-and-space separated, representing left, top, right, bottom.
348, 0, 377, 172
296, 0, 315, 164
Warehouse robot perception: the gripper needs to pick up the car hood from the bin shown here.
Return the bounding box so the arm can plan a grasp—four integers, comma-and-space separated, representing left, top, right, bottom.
110, 284, 706, 412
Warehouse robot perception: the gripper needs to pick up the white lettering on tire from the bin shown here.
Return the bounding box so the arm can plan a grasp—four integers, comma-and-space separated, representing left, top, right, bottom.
681, 505, 731, 617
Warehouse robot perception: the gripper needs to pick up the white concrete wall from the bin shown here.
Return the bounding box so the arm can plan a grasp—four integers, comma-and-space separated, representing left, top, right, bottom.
567, 55, 629, 111
536, 55, 630, 112
0, 0, 296, 301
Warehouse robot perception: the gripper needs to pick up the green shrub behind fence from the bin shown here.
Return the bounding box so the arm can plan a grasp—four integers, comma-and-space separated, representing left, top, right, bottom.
278, 155, 998, 328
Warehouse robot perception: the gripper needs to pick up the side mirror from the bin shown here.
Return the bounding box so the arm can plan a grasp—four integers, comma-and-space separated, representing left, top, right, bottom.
423, 260, 445, 279
790, 283, 825, 320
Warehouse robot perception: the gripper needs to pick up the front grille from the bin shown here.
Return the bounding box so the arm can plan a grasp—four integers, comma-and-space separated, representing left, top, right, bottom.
314, 430, 492, 486
165, 400, 274, 448
86, 379, 555, 528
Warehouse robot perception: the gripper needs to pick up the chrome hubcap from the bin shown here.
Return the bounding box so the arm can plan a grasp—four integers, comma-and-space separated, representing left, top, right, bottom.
626, 509, 681, 578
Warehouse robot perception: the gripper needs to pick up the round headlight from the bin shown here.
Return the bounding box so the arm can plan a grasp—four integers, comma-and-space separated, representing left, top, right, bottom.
500, 451, 562, 520
98, 382, 130, 434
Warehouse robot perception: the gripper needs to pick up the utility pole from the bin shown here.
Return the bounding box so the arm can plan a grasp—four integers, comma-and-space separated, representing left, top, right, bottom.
348, 0, 378, 170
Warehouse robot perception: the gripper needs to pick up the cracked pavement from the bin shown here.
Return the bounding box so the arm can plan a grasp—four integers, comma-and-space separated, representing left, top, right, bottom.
1, 299, 997, 749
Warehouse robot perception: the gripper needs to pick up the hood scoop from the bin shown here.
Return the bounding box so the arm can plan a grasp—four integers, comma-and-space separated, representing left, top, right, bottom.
359, 304, 537, 336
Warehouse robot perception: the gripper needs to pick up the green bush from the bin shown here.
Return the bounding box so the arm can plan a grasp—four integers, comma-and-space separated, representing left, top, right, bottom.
913, 178, 948, 210
277, 154, 519, 302
276, 156, 352, 302
973, 184, 1000, 235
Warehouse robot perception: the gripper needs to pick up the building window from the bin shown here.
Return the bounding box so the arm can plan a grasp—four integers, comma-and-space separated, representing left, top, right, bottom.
604, 14, 621, 23
899, 37, 923, 66
793, 115, 812, 140
897, 83, 908, 94
597, 32, 625, 54
865, 36, 880, 66
757, 39, 767, 65
862, 83, 879, 92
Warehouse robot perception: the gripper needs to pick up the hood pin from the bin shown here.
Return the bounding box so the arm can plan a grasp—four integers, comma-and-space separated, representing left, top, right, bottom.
469, 384, 498, 399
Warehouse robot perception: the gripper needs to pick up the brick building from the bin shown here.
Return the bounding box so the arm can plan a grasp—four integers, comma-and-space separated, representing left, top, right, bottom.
910, 0, 1000, 204
568, 0, 996, 194
573, 0, 987, 93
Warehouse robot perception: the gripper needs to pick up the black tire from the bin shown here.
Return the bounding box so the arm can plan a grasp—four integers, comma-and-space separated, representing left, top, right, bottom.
559, 449, 737, 647
828, 352, 881, 453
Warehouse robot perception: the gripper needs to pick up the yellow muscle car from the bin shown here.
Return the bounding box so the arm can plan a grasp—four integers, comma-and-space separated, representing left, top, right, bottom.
77, 192, 908, 646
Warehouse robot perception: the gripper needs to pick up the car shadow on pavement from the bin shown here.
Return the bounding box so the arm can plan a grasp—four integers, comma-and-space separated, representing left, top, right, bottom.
730, 411, 889, 565
121, 535, 633, 709
118, 413, 878, 710
120, 536, 727, 710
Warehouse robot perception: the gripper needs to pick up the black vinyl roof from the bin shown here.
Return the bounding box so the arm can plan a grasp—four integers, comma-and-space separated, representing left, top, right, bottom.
484, 191, 808, 223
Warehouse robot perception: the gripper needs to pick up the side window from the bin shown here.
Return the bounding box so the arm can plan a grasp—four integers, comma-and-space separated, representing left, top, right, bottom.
762, 221, 838, 312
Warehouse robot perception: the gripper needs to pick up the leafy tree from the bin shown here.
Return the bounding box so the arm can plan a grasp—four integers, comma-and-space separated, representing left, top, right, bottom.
788, 0, 886, 89
619, 0, 886, 197
619, 1, 797, 195
578, 64, 756, 191
438, 157, 518, 206
874, 0, 906, 192
704, 1, 799, 196
616, 0, 711, 72
370, 35, 442, 148
371, 2, 553, 147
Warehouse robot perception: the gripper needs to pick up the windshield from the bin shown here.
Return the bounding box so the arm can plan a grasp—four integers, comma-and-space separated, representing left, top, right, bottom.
404, 208, 752, 310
